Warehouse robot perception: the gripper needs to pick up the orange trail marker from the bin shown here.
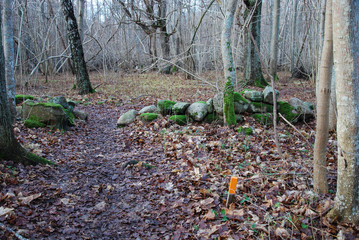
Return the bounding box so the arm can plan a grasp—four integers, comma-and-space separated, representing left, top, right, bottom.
227, 176, 238, 207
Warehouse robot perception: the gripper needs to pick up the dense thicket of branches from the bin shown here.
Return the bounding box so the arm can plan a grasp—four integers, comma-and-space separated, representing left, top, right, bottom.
10, 0, 323, 80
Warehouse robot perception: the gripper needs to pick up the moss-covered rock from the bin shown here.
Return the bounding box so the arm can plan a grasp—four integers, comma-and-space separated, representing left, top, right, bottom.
249, 102, 274, 113
204, 113, 219, 123
23, 115, 46, 128
234, 92, 249, 104
15, 95, 34, 105
187, 102, 208, 121
241, 89, 263, 102
278, 101, 300, 123
26, 152, 54, 165
252, 113, 274, 125
169, 115, 188, 125
22, 100, 71, 129
157, 100, 176, 115
237, 126, 254, 135
172, 102, 190, 115
139, 113, 158, 122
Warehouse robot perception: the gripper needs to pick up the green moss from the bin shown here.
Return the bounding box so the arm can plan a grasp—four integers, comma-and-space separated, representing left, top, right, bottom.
195, 101, 207, 104
23, 115, 46, 128
204, 113, 219, 123
157, 100, 176, 115
252, 113, 273, 125
25, 101, 63, 109
64, 109, 75, 126
254, 76, 269, 89
237, 126, 253, 135
169, 115, 187, 125
250, 102, 273, 113
26, 152, 54, 165
233, 92, 249, 104
277, 101, 300, 123
240, 88, 254, 95
140, 113, 158, 122
15, 95, 34, 104
223, 80, 236, 126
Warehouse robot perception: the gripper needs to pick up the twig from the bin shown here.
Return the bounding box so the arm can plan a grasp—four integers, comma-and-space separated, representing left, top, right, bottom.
279, 113, 311, 145
0, 222, 29, 240
93, 83, 103, 90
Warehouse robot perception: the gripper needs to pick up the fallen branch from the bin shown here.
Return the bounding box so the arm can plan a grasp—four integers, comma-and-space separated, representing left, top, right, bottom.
279, 113, 311, 145
0, 222, 29, 240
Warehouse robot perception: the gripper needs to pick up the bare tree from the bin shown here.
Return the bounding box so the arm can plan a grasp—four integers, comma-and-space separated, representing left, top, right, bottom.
3, 0, 16, 121
327, 0, 359, 225
222, 0, 238, 126
61, 0, 94, 95
313, 0, 332, 194
0, 14, 51, 165
269, 0, 280, 77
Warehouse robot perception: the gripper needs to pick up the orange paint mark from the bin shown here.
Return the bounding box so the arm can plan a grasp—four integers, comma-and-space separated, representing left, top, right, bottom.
228, 176, 238, 194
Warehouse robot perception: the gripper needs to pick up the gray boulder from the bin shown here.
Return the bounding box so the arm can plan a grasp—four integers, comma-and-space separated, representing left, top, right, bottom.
289, 98, 314, 120
117, 110, 138, 127
213, 93, 223, 115
172, 102, 190, 115
234, 102, 249, 114
74, 110, 88, 121
187, 102, 208, 121
139, 105, 158, 114
262, 86, 279, 104
22, 100, 71, 129
242, 89, 263, 102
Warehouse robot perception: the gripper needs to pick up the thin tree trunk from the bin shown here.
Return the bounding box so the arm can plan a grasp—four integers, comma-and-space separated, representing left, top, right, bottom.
222, 0, 238, 126
290, 0, 298, 73
3, 0, 16, 121
61, 0, 94, 95
269, 0, 280, 77
327, 0, 359, 225
328, 70, 336, 130
313, 0, 332, 194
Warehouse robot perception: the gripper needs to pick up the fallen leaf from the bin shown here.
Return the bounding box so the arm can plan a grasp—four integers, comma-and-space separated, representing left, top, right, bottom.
275, 227, 290, 238
19, 193, 42, 205
0, 207, 14, 217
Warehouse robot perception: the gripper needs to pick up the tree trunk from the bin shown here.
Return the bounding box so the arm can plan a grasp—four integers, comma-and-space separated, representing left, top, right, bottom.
61, 0, 94, 95
290, 0, 299, 73
244, 0, 268, 88
221, 0, 238, 126
3, 0, 16, 121
328, 0, 359, 225
269, 0, 280, 77
158, 0, 171, 74
313, 0, 333, 194
78, 0, 85, 42
328, 70, 336, 130
0, 14, 51, 165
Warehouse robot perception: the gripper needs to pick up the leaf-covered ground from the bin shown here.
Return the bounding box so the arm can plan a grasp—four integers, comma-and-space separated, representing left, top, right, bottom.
1, 72, 358, 239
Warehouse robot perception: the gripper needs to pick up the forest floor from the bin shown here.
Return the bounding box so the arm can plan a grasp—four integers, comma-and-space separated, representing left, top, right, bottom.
1, 72, 358, 239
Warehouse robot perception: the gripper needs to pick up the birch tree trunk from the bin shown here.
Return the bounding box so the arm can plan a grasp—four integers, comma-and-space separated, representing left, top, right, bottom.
313, 0, 333, 194
61, 0, 94, 95
0, 14, 50, 165
221, 0, 238, 126
327, 0, 359, 225
3, 0, 16, 121
290, 0, 299, 73
269, 0, 280, 77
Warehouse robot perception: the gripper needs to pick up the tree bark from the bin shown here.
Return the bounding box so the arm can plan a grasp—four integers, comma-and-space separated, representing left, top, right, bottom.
3, 0, 16, 121
243, 0, 268, 87
78, 0, 85, 42
0, 13, 51, 165
61, 0, 94, 95
313, 0, 333, 194
328, 0, 359, 225
290, 0, 299, 73
269, 0, 280, 77
221, 0, 238, 126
